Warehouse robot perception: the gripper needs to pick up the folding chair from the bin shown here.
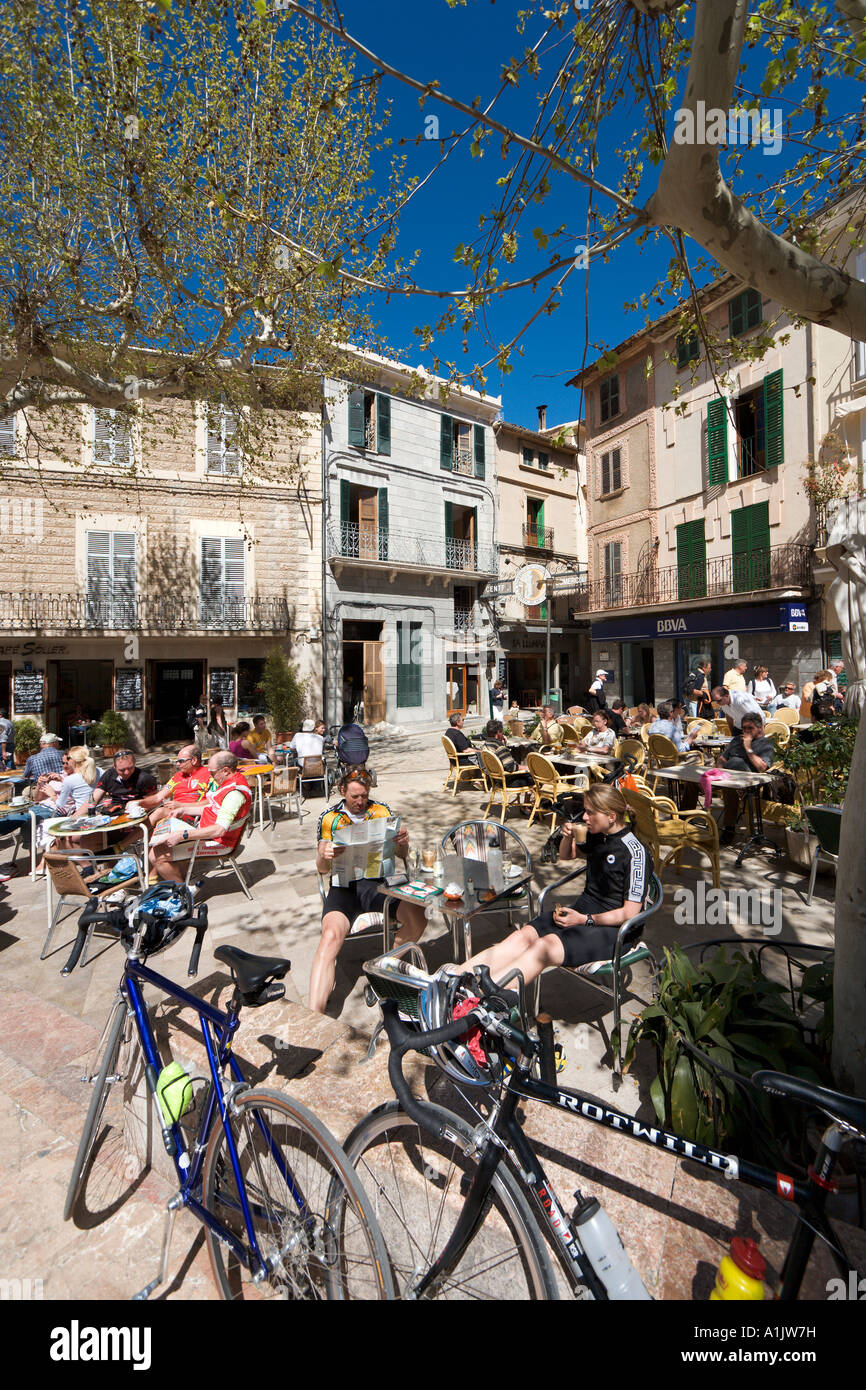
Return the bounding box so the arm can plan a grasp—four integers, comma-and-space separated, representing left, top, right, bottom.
299, 755, 328, 800
183, 816, 254, 900
42, 849, 139, 965
804, 805, 841, 906
266, 765, 302, 828
534, 867, 663, 1076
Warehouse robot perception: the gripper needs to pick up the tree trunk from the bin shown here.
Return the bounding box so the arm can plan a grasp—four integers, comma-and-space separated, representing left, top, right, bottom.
831, 713, 866, 1095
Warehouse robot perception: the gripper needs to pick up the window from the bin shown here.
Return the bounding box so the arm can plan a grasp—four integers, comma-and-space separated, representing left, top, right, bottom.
599, 375, 620, 423
93, 408, 134, 467
728, 288, 762, 338
603, 540, 623, 605
600, 447, 622, 496
86, 531, 136, 625
676, 331, 699, 368
731, 501, 770, 592
0, 413, 16, 458
445, 501, 478, 570
522, 447, 534, 467
676, 520, 706, 600
207, 406, 240, 475
441, 416, 485, 478
715, 369, 783, 480
453, 585, 474, 632
201, 536, 245, 626
396, 621, 423, 707
338, 481, 389, 561
525, 496, 547, 548
348, 389, 391, 456
707, 396, 729, 486
537, 451, 549, 471
855, 252, 866, 380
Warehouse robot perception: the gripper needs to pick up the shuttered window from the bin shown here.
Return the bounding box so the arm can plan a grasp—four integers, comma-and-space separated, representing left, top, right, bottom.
93, 408, 133, 467
201, 537, 245, 626
676, 520, 707, 600
206, 406, 241, 475
522, 447, 534, 467
604, 541, 622, 605
0, 414, 16, 456
676, 331, 699, 368
600, 447, 622, 495
537, 451, 549, 471
729, 289, 762, 338
707, 397, 729, 486
86, 531, 136, 625
763, 370, 784, 468
377, 394, 391, 456
473, 424, 485, 479
731, 501, 770, 592
440, 413, 453, 470
396, 621, 423, 707
348, 389, 391, 454
599, 375, 620, 422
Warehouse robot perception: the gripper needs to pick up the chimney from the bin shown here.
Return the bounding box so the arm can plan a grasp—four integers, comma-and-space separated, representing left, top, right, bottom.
536, 403, 547, 431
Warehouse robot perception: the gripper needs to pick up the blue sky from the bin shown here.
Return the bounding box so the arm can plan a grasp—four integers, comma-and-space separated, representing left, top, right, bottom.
315, 1, 860, 432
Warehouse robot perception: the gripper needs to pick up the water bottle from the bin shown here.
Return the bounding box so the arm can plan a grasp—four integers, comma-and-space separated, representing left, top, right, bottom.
433, 851, 444, 882
710, 1237, 766, 1300
572, 1195, 652, 1299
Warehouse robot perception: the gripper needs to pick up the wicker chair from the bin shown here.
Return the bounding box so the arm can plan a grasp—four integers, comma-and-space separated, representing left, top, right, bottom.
557, 719, 580, 747
623, 786, 721, 889
686, 718, 715, 738
525, 752, 589, 829
773, 707, 800, 728
764, 719, 791, 750
442, 736, 483, 796
480, 750, 532, 824
614, 737, 647, 770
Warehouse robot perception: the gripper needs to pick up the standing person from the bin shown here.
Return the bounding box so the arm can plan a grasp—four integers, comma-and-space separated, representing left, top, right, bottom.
193, 707, 220, 758
450, 784, 652, 984
827, 660, 846, 712
748, 665, 777, 715
310, 769, 427, 1013
148, 751, 252, 889
209, 698, 230, 749
723, 658, 749, 691
711, 685, 763, 732
810, 671, 838, 723
683, 659, 713, 719
584, 670, 608, 713
0, 708, 13, 769
490, 679, 506, 719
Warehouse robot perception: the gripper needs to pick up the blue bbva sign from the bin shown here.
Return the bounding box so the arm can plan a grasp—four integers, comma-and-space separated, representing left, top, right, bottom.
592, 603, 809, 642
781, 602, 809, 632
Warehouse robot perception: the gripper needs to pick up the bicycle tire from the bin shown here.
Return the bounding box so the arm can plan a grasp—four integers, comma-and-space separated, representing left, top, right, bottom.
63, 998, 133, 1222
343, 1099, 559, 1300
201, 1087, 394, 1301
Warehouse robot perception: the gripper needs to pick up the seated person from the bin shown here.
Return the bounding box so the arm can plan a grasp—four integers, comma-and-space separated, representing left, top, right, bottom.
649, 699, 699, 754
718, 713, 774, 845
481, 719, 532, 785
530, 705, 563, 747
246, 714, 273, 759
138, 745, 212, 830
149, 752, 252, 887
228, 722, 257, 760
626, 702, 652, 732
23, 733, 64, 786
577, 709, 616, 752
291, 719, 325, 763
42, 746, 98, 813
81, 750, 157, 814
446, 712, 476, 765
309, 768, 427, 1013
607, 699, 629, 737
455, 785, 652, 983
776, 681, 801, 711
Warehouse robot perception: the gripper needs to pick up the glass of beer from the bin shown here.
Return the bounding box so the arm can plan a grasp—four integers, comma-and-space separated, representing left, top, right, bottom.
421, 847, 436, 871
573, 821, 588, 844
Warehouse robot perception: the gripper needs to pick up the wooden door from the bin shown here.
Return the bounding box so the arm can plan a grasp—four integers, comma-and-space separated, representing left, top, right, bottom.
363, 641, 386, 723
358, 488, 378, 560
447, 664, 466, 715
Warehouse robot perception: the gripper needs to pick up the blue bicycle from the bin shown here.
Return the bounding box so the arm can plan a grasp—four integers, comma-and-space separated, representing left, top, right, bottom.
62, 885, 393, 1300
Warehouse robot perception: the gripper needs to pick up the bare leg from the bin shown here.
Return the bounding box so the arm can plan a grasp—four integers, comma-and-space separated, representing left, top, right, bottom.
309, 910, 352, 1014
150, 842, 185, 885
465, 925, 566, 990
393, 901, 427, 947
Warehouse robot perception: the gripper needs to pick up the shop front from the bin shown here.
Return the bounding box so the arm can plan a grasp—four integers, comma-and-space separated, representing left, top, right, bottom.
499, 626, 584, 711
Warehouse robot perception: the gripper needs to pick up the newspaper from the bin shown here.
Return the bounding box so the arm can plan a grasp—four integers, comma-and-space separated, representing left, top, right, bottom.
331, 816, 402, 886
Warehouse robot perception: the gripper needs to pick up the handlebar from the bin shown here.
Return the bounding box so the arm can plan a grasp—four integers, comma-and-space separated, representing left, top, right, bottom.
381, 999, 484, 1137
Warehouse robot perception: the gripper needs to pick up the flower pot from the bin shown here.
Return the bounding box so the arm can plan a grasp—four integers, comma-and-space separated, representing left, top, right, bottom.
14, 751, 28, 766
785, 828, 812, 871
102, 744, 120, 757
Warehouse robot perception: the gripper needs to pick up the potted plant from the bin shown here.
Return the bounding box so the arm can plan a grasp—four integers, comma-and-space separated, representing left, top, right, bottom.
780, 716, 855, 806
260, 647, 307, 740
92, 709, 132, 757
11, 717, 42, 765
782, 805, 812, 870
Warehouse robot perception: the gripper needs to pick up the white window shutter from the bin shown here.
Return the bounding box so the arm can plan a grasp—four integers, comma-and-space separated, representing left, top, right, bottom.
93, 410, 113, 463
0, 414, 16, 455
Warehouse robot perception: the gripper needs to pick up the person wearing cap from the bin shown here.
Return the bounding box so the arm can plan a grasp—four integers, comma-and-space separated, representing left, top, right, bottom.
22, 732, 65, 784
193, 706, 220, 758
585, 669, 609, 714
290, 718, 325, 762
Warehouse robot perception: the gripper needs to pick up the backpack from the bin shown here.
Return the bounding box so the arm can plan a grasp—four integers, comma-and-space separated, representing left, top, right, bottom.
337, 723, 369, 765
811, 687, 837, 722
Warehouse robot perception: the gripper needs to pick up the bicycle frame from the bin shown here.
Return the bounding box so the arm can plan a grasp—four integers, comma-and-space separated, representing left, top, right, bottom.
121, 956, 312, 1282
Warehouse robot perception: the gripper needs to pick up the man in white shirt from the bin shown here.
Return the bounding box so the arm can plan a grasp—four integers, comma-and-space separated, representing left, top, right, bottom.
290, 719, 325, 763
828, 661, 844, 693
776, 682, 801, 710
712, 685, 763, 731
722, 659, 748, 691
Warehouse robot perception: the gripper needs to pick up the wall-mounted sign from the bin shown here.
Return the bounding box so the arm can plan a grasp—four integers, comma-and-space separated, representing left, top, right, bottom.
0, 643, 69, 656
780, 602, 809, 633
115, 667, 143, 711
13, 668, 44, 714
592, 603, 811, 643
513, 564, 550, 607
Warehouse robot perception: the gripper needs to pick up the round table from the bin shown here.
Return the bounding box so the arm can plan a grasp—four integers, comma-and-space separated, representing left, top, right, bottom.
238, 763, 274, 831
45, 809, 150, 887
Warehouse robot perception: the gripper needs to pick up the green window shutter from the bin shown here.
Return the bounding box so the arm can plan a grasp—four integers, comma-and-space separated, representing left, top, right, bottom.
440, 414, 453, 470
473, 424, 485, 479
707, 397, 728, 486
377, 394, 391, 456
348, 389, 365, 447
472, 506, 478, 570
729, 296, 744, 339
396, 620, 423, 707
731, 507, 749, 593
677, 520, 706, 600
378, 488, 389, 561
729, 289, 762, 338
763, 370, 784, 468
444, 501, 454, 566
538, 499, 545, 544
340, 479, 350, 532
732, 502, 769, 592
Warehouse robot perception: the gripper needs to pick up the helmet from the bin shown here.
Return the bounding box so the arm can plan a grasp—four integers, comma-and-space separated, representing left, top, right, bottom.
121, 883, 198, 958
417, 974, 501, 1087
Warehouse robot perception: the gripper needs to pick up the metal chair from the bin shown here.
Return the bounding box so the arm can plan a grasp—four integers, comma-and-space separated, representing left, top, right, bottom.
42, 849, 139, 965
803, 805, 842, 905
183, 815, 254, 900
265, 764, 302, 828
299, 755, 327, 800
438, 819, 536, 961
533, 867, 663, 1076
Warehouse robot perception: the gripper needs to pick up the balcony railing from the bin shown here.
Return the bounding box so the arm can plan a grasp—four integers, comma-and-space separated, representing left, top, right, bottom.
327, 522, 496, 575
570, 544, 812, 613
452, 448, 475, 476
453, 609, 473, 631
0, 593, 292, 633
522, 523, 555, 550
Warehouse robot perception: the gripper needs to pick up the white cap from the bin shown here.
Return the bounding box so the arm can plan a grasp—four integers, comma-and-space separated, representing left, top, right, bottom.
41, 732, 61, 744
595, 669, 607, 679
302, 719, 315, 732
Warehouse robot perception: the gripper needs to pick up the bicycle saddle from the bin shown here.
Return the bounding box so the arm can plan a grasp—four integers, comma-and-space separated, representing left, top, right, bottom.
753, 1070, 866, 1136
215, 945, 291, 1002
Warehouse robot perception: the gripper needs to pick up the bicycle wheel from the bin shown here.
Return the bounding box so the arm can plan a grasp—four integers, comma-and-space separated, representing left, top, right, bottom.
201, 1088, 394, 1300
63, 997, 134, 1222
344, 1100, 558, 1300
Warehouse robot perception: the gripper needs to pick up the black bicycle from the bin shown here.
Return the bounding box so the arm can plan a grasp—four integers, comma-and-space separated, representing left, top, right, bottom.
346, 944, 865, 1301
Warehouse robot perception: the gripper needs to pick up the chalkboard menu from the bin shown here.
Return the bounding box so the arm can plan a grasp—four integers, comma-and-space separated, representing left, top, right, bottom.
115, 667, 143, 711
210, 667, 236, 710
13, 669, 44, 714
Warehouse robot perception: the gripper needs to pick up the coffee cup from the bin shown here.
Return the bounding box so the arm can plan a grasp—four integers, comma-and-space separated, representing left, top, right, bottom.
573, 822, 588, 844
422, 848, 436, 870
126, 801, 142, 817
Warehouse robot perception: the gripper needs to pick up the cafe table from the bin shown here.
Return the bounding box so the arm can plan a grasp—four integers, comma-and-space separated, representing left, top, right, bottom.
0, 780, 40, 881
648, 764, 778, 867
381, 870, 534, 963
238, 762, 274, 832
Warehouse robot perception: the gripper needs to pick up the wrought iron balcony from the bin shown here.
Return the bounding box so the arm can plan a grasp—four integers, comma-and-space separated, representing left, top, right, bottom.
522, 524, 555, 550
327, 522, 496, 576
453, 609, 473, 631
452, 448, 475, 476
0, 593, 292, 633
569, 543, 813, 613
